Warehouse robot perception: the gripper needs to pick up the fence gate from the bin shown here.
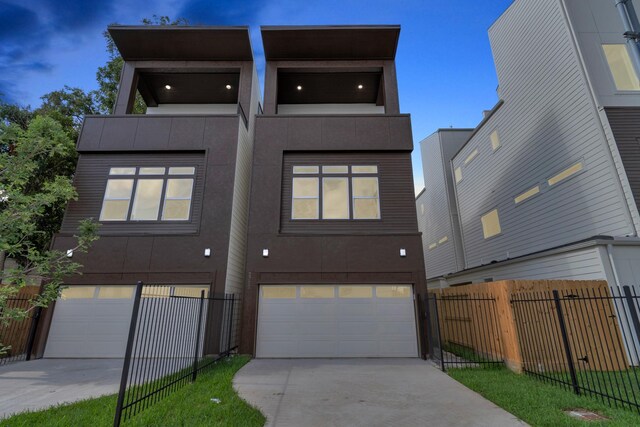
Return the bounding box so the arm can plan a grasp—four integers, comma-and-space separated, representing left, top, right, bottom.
425, 292, 504, 370
0, 297, 41, 366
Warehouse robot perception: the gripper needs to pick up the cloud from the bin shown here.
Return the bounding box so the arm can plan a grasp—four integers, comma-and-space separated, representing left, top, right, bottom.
0, 0, 116, 104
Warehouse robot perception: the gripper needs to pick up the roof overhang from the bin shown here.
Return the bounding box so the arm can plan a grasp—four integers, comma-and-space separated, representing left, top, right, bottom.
108, 26, 254, 61
261, 25, 400, 60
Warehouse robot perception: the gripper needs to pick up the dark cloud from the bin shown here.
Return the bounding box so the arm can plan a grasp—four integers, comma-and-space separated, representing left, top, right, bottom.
177, 0, 264, 25
0, 0, 114, 104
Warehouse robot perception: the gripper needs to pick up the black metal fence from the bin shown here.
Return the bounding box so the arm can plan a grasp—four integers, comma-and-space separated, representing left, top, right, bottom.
426, 292, 505, 370
114, 282, 240, 427
0, 297, 41, 366
511, 286, 640, 413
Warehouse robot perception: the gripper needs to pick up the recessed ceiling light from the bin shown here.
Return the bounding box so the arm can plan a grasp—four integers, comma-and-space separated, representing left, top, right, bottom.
165, 84, 172, 90
357, 84, 363, 89
296, 85, 302, 91
226, 84, 232, 90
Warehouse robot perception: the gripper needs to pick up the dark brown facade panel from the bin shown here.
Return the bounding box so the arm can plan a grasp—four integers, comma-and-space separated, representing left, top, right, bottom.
280, 152, 419, 234
77, 115, 240, 152
60, 153, 206, 235
605, 107, 640, 209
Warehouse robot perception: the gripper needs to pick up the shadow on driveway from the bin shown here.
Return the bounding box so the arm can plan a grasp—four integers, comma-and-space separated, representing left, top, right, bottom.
0, 358, 122, 419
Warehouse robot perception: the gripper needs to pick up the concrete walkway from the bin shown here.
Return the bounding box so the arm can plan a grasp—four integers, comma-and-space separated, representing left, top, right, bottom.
234, 359, 527, 427
0, 359, 122, 419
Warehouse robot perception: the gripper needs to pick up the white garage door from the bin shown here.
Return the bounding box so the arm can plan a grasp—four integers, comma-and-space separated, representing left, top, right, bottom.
256, 285, 419, 358
45, 285, 210, 358
45, 286, 135, 358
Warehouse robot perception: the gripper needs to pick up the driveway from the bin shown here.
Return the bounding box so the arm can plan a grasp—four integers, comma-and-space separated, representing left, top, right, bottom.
234, 359, 526, 427
0, 359, 122, 419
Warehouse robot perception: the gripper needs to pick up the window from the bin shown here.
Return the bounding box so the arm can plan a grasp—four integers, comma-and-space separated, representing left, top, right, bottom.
97, 286, 134, 299
100, 166, 195, 222
481, 209, 501, 239
376, 285, 411, 298
292, 165, 380, 220
514, 185, 540, 204
428, 243, 437, 250
548, 162, 583, 186
438, 236, 448, 244
454, 167, 462, 183
60, 286, 96, 299
339, 286, 372, 298
603, 44, 640, 91
300, 286, 335, 298
490, 130, 501, 151
464, 149, 478, 165
263, 286, 296, 299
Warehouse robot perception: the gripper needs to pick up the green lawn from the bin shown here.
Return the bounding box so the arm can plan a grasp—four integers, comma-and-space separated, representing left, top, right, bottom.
1, 355, 265, 427
449, 368, 640, 427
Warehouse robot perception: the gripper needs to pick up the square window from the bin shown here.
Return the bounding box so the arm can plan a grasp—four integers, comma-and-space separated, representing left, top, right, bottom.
481, 209, 501, 239
603, 44, 640, 91
263, 286, 296, 299
100, 179, 133, 221
292, 177, 319, 219
301, 286, 334, 298
61, 286, 96, 300
97, 286, 134, 299
376, 285, 411, 298
339, 286, 372, 298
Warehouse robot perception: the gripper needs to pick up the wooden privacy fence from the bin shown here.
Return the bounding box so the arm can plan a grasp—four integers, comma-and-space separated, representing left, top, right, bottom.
430, 280, 626, 373
0, 286, 41, 364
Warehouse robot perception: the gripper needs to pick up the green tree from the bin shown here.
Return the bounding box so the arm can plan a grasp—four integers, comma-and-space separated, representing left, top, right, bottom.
0, 116, 99, 354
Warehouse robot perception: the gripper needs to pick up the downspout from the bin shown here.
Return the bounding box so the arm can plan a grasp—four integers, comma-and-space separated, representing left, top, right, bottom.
606, 244, 623, 289
614, 0, 640, 74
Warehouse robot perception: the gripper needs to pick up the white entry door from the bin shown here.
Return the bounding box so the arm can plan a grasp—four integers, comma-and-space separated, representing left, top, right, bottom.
256, 285, 419, 358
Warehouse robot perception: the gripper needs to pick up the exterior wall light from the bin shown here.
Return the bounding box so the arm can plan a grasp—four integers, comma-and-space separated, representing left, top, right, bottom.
400, 248, 407, 257
66, 249, 74, 258
164, 85, 172, 90
204, 248, 211, 257
357, 84, 363, 89
225, 84, 232, 90
262, 249, 269, 257
296, 85, 302, 91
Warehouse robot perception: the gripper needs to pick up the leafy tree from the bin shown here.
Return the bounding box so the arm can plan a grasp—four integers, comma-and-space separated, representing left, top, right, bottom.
95, 15, 188, 114
0, 116, 99, 354
37, 86, 102, 137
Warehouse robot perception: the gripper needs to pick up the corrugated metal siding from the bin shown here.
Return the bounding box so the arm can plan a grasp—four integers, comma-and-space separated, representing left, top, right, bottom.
605, 107, 640, 212
224, 68, 260, 295
61, 153, 205, 235
452, 0, 634, 269
418, 134, 458, 278
281, 152, 417, 234
448, 246, 606, 284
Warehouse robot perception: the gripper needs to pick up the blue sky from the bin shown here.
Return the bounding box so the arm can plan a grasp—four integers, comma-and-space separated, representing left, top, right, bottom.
0, 0, 513, 193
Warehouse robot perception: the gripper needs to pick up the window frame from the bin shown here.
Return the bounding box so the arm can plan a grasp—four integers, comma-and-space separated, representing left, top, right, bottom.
100, 166, 196, 223
602, 44, 640, 92
291, 165, 381, 221
480, 208, 502, 240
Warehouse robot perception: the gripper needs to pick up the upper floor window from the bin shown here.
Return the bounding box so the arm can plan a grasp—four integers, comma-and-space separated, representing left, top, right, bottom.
99, 167, 195, 222
292, 165, 380, 220
490, 130, 501, 151
481, 209, 501, 239
603, 44, 640, 91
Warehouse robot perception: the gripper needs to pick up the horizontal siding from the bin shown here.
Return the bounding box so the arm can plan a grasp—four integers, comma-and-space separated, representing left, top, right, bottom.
281, 152, 418, 234
605, 107, 640, 211
61, 153, 206, 235
448, 246, 606, 284
418, 134, 458, 278
452, 0, 633, 269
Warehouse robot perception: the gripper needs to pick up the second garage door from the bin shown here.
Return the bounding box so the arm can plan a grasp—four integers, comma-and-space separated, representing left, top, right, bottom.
256, 285, 418, 358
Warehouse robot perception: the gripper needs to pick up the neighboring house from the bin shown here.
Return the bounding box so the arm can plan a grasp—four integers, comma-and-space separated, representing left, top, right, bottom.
240, 26, 426, 358
39, 26, 261, 358
418, 0, 640, 288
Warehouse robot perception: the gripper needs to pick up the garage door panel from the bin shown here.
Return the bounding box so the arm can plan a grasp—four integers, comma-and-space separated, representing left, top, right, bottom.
256, 285, 418, 358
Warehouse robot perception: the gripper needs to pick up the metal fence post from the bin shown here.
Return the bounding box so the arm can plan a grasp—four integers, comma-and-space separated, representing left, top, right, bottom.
25, 306, 42, 361
227, 294, 235, 353
623, 286, 640, 342
431, 293, 446, 372
552, 290, 580, 395
114, 281, 144, 427
192, 290, 206, 382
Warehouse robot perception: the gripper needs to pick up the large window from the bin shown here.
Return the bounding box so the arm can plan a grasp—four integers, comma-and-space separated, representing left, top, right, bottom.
99, 166, 195, 222
603, 44, 640, 91
292, 165, 380, 220
481, 209, 501, 239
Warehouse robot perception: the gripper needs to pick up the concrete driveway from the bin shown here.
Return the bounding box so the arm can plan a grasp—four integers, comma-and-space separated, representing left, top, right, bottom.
0, 359, 122, 419
234, 359, 526, 427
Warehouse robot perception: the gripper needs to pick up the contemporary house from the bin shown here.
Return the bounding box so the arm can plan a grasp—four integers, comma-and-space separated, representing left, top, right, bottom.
38, 26, 261, 357
418, 0, 640, 288
240, 26, 426, 358
33, 25, 425, 359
